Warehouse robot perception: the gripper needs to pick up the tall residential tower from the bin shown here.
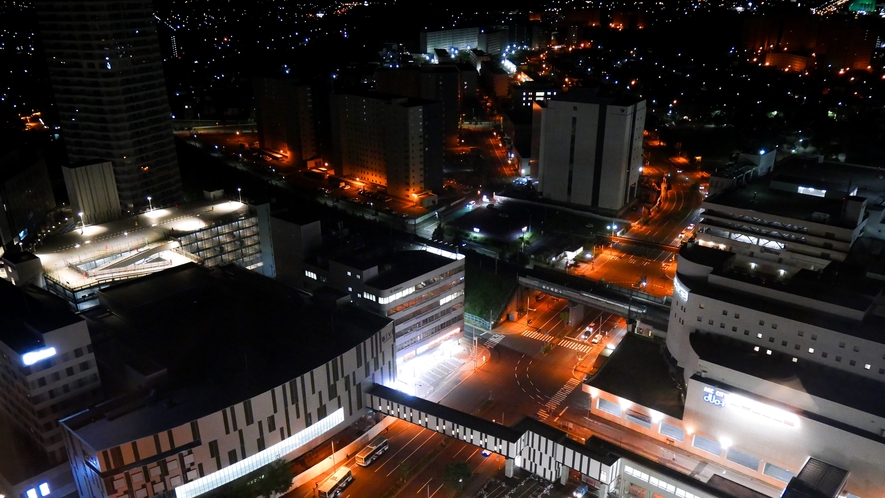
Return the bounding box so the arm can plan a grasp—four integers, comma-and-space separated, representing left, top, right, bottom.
36, 0, 182, 212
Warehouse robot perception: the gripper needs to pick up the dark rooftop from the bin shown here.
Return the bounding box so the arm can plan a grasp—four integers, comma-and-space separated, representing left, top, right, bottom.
691, 332, 885, 420
586, 333, 685, 419
678, 242, 736, 269
676, 266, 885, 344
703, 181, 858, 229
365, 250, 458, 290
2, 250, 40, 265
553, 87, 643, 107
773, 156, 885, 204
782, 457, 848, 498
335, 89, 437, 107
62, 264, 391, 451
0, 278, 83, 354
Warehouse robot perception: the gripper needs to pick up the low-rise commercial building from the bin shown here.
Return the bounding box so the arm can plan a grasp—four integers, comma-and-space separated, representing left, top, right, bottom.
270, 216, 465, 364
10, 198, 275, 312
585, 241, 885, 497
60, 264, 395, 498
0, 280, 100, 498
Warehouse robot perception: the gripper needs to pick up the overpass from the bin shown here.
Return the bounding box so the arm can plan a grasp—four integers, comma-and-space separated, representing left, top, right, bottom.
519, 267, 672, 332
365, 384, 767, 498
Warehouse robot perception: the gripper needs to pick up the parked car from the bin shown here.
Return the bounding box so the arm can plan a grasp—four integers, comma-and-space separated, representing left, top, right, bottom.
591, 333, 603, 344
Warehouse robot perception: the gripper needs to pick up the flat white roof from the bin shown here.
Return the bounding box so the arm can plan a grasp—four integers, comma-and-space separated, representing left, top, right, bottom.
35, 199, 251, 290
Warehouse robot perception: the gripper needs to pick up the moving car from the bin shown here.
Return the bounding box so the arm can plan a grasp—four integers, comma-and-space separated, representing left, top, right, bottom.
591, 333, 603, 344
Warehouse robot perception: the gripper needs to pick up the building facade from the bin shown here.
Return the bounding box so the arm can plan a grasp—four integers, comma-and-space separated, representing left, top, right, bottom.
0, 281, 101, 464
253, 77, 318, 168
301, 249, 466, 364
36, 0, 182, 211
0, 147, 56, 248
330, 92, 443, 199
62, 161, 122, 226
59, 265, 396, 498
375, 66, 462, 147
537, 89, 645, 213
697, 181, 866, 273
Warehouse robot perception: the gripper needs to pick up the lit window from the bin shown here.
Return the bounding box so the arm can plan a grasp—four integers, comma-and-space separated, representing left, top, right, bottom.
756, 333, 763, 339
766, 350, 772, 355
808, 348, 814, 354
305, 270, 317, 280
864, 364, 871, 370
753, 346, 760, 352
27, 489, 38, 498
792, 358, 798, 363
39, 483, 50, 497
347, 271, 352, 276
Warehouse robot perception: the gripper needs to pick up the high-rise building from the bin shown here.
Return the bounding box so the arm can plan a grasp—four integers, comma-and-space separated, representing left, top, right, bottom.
330, 91, 443, 199
253, 76, 318, 168
375, 66, 462, 146
35, 0, 182, 212
537, 89, 645, 213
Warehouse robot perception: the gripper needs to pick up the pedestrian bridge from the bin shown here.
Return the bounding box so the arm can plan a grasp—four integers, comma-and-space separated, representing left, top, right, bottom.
519, 267, 672, 332
364, 385, 751, 498
366, 384, 617, 489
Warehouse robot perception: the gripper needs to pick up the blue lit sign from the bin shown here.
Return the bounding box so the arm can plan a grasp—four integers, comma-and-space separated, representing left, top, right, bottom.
702, 386, 726, 407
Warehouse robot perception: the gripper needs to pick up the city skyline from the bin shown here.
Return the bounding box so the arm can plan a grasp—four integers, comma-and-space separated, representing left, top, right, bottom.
2, 1, 885, 498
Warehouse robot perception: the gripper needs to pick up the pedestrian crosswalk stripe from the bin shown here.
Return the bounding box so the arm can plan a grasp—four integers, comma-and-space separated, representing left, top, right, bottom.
484, 334, 505, 349
540, 378, 582, 418
521, 330, 551, 342
560, 339, 591, 353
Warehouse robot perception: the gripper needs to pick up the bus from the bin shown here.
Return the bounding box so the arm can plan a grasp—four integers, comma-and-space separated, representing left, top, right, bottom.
317, 467, 353, 498
355, 436, 389, 467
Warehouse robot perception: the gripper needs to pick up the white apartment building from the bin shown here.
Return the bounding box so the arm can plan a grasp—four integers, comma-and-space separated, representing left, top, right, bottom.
537, 89, 645, 213
59, 264, 395, 498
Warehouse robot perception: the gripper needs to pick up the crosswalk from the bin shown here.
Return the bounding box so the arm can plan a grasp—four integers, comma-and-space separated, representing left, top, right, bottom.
484, 334, 505, 349
521, 330, 551, 342
538, 378, 581, 420
559, 339, 591, 353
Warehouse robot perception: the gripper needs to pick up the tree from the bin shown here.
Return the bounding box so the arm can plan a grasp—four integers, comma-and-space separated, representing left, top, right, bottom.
395, 460, 413, 483
432, 223, 445, 241
442, 461, 472, 495
248, 458, 295, 497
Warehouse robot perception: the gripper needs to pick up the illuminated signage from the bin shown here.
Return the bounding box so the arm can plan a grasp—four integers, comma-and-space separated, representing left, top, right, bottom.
701, 385, 798, 427
702, 386, 726, 407
22, 347, 56, 366
797, 186, 826, 198
673, 277, 689, 303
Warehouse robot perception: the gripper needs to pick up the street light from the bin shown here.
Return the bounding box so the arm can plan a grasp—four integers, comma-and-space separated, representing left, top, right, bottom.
237, 187, 242, 203
147, 196, 153, 211
78, 212, 85, 235
607, 224, 618, 238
